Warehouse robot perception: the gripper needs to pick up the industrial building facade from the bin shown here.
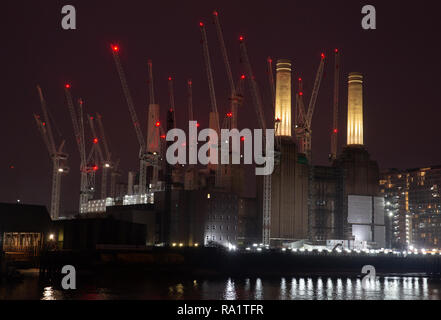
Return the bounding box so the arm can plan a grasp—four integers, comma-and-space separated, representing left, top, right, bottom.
268, 139, 309, 245
310, 166, 344, 242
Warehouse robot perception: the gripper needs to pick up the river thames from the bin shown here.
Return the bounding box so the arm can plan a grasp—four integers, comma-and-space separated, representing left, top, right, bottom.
1, 270, 441, 300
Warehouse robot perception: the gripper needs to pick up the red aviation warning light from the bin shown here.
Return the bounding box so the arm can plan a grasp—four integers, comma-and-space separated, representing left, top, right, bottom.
299, 92, 303, 96
334, 48, 339, 53
240, 74, 246, 80
213, 10, 218, 16
168, 76, 172, 81
112, 45, 119, 52
93, 165, 99, 171
239, 35, 244, 42
333, 128, 338, 134
321, 53, 325, 59
298, 77, 302, 82
199, 22, 204, 27
93, 138, 99, 144
155, 121, 161, 127
65, 83, 71, 89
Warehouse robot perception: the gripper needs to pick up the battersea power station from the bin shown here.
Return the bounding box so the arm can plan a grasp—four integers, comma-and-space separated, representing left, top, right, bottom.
257, 58, 385, 250
2, 56, 387, 256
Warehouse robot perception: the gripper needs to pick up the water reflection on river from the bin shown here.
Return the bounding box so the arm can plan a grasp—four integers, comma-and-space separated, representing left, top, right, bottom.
1, 272, 441, 300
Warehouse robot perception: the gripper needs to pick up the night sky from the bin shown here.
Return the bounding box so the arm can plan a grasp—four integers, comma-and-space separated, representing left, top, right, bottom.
2, 1, 440, 214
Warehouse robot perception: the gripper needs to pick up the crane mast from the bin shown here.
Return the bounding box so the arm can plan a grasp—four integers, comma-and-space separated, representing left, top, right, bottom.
199, 22, 220, 133
145, 60, 161, 190
96, 113, 119, 197
79, 99, 99, 206
267, 57, 281, 152
111, 45, 148, 195
306, 53, 326, 129
199, 21, 222, 187
88, 114, 108, 199
296, 78, 306, 127
148, 59, 155, 105
35, 86, 69, 220
212, 10, 241, 129
294, 54, 326, 161
168, 76, 176, 126
330, 49, 340, 161
267, 57, 276, 112
65, 87, 95, 212
96, 113, 112, 162
238, 36, 272, 246
187, 79, 194, 121
239, 36, 267, 131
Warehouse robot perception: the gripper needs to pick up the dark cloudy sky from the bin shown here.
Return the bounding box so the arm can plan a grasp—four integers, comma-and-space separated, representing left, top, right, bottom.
2, 0, 440, 214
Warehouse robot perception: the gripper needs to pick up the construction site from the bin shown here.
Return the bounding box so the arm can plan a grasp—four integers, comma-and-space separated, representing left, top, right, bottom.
22, 9, 388, 252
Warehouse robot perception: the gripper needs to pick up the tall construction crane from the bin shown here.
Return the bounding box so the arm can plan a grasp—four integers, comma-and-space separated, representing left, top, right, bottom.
330, 49, 340, 161
294, 53, 326, 161
111, 44, 148, 195
239, 35, 273, 246
65, 86, 97, 213
294, 54, 326, 241
146, 60, 161, 189
267, 57, 281, 153
199, 21, 222, 187
212, 10, 242, 129
184, 78, 200, 191
199, 22, 221, 134
79, 98, 99, 198
34, 86, 69, 220
239, 36, 267, 132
